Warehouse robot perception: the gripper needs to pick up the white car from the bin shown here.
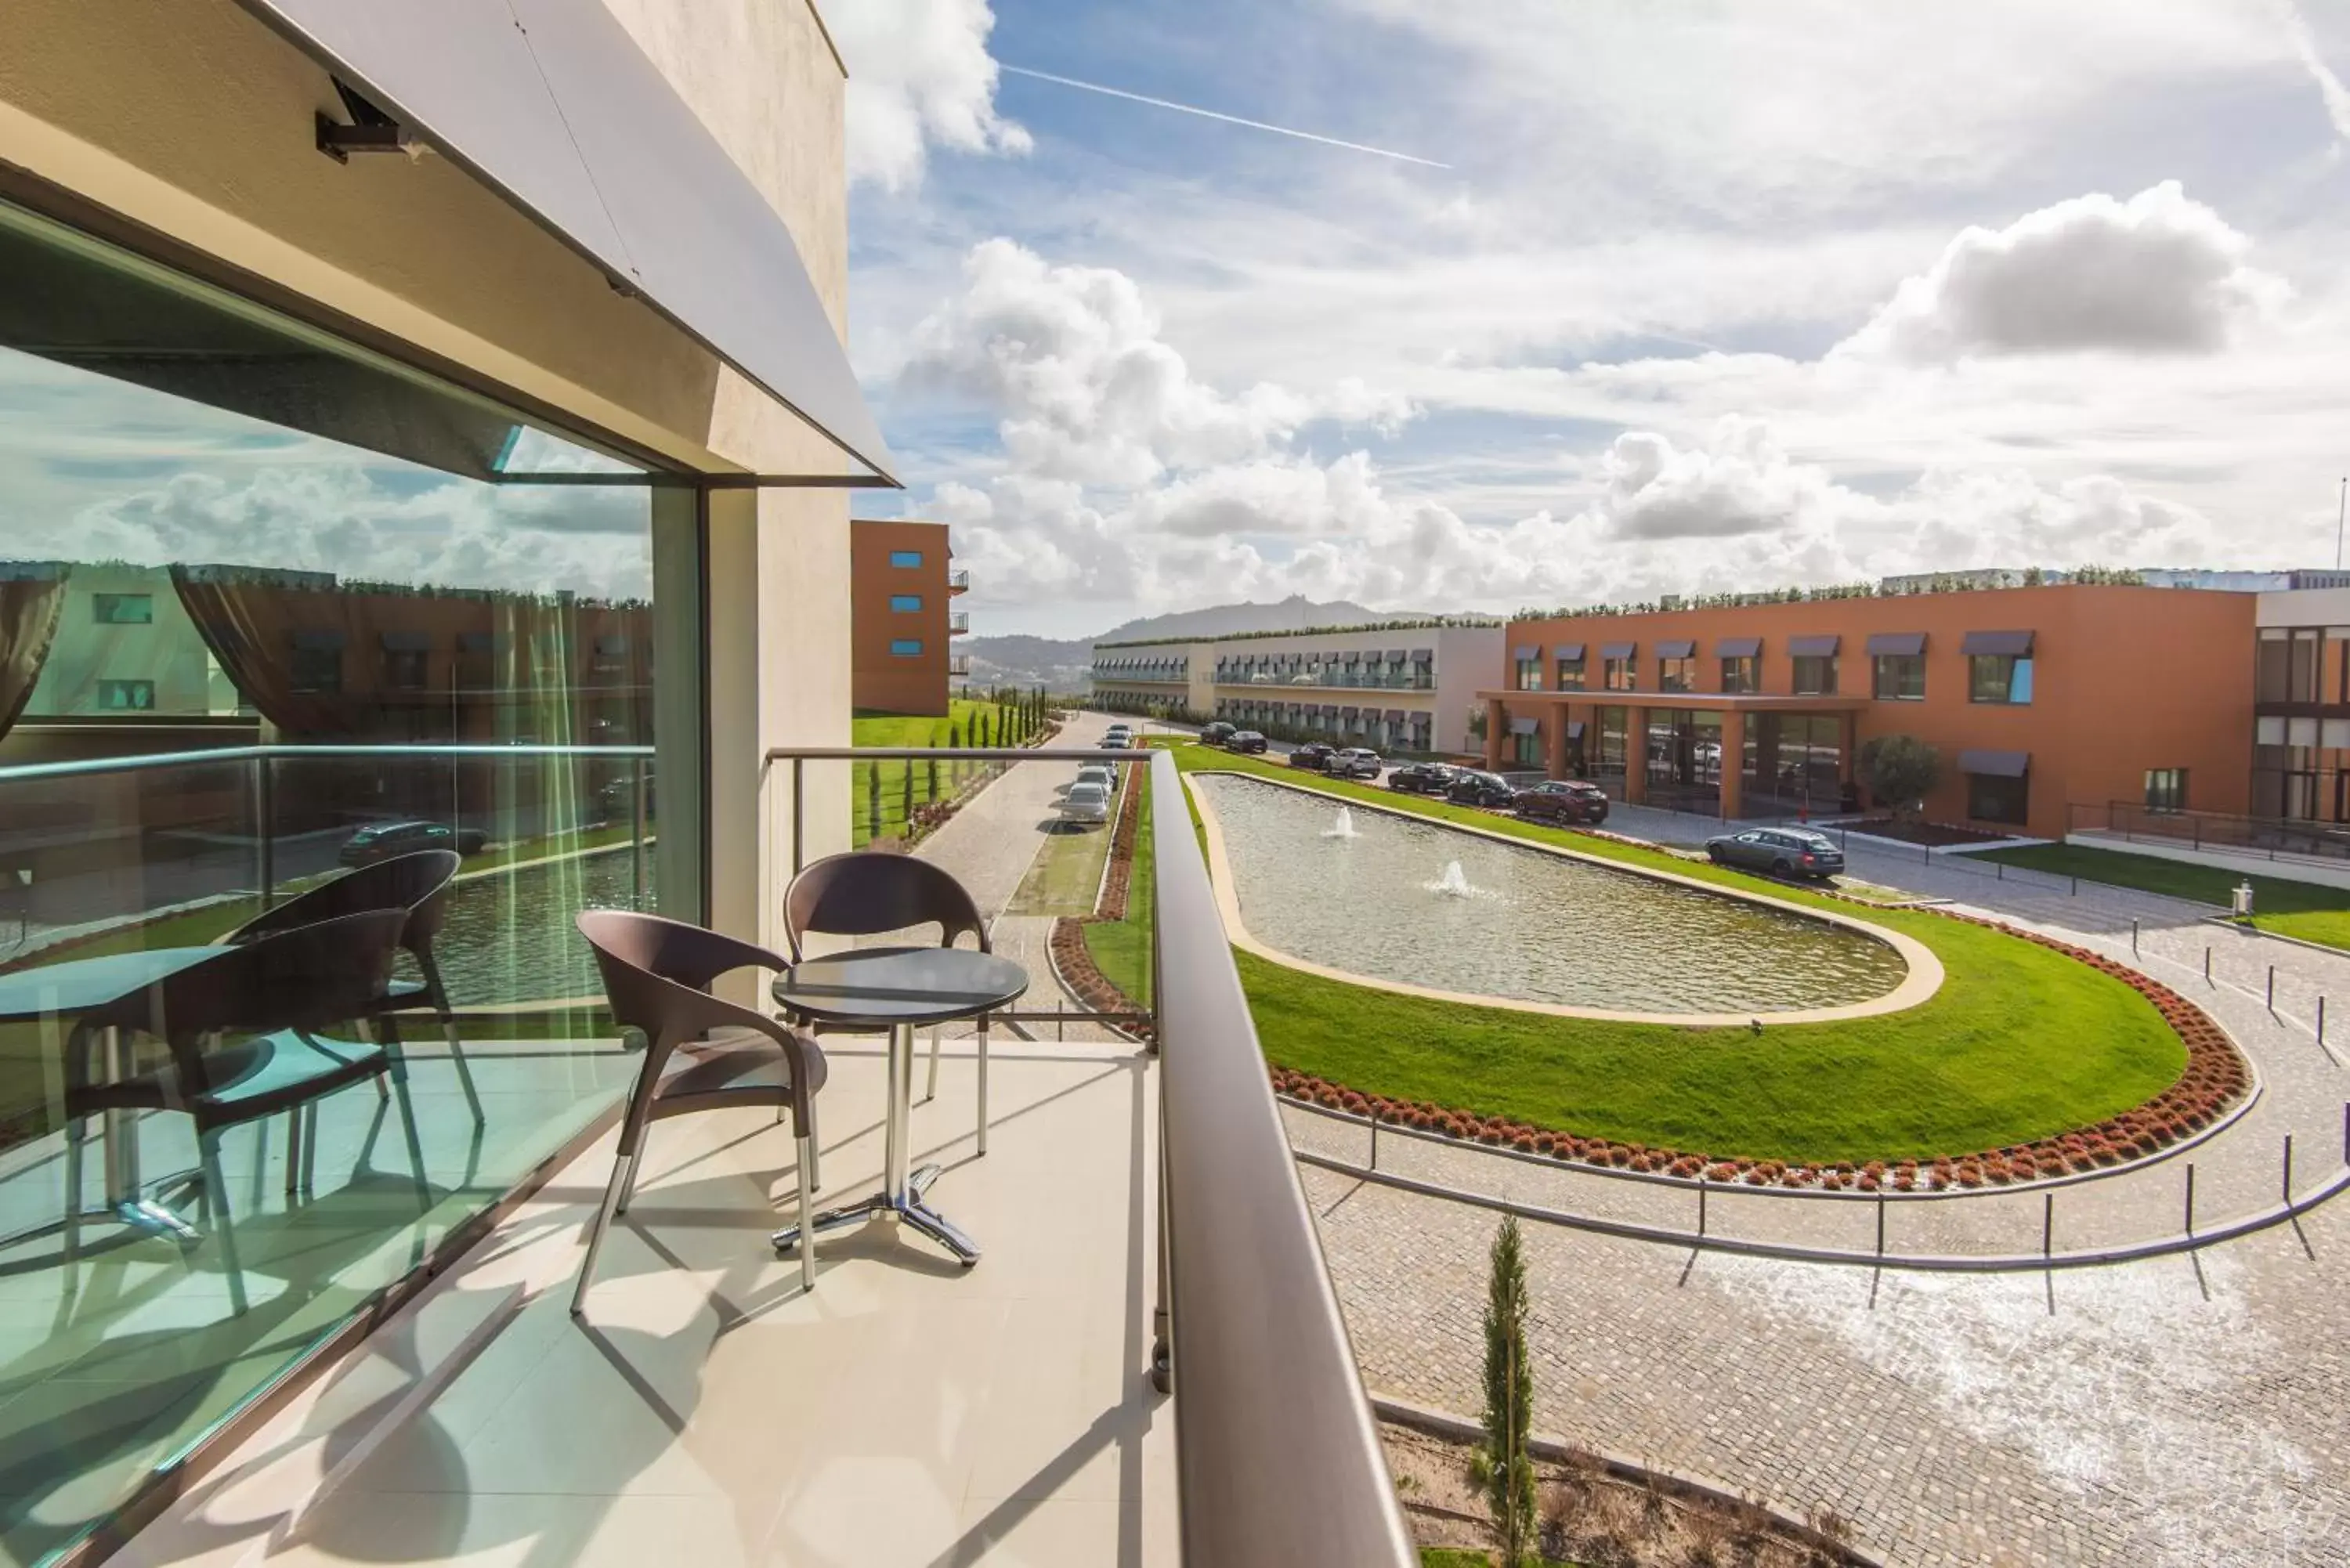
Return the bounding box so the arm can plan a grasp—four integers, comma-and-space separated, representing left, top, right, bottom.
1058, 781, 1112, 824
1074, 764, 1117, 791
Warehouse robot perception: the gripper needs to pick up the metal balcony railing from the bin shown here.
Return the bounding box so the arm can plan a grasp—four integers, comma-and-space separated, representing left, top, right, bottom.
947, 654, 971, 677
948, 610, 971, 635
947, 568, 971, 594
763, 744, 1416, 1567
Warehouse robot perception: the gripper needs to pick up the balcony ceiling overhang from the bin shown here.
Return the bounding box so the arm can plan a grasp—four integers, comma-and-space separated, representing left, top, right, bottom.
233, 0, 898, 488
1478, 689, 1871, 711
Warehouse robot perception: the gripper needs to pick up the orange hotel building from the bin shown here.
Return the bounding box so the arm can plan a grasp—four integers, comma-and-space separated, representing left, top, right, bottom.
848, 518, 967, 716
1484, 583, 2256, 841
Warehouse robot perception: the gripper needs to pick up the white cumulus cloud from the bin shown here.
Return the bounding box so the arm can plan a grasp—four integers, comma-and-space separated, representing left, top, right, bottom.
1842, 182, 2288, 362
827, 0, 1031, 192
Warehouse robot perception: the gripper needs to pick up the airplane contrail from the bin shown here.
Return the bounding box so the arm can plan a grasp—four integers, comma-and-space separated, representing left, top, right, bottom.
999, 64, 1452, 169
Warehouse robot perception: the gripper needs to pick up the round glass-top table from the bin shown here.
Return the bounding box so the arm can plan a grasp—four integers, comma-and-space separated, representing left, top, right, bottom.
0, 946, 224, 1248
770, 945, 1029, 1266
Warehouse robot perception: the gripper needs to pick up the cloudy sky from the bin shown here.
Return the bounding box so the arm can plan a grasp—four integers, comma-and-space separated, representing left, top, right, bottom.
833, 0, 2350, 638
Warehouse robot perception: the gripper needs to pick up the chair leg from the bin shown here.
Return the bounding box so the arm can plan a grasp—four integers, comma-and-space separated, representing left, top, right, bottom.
805, 1104, 819, 1192
794, 1133, 816, 1294
571, 1150, 633, 1319
387, 1068, 433, 1217
614, 1148, 644, 1216
924, 1025, 942, 1104
422, 958, 485, 1130
63, 1116, 86, 1266
302, 1103, 320, 1196
977, 1020, 989, 1158
284, 1111, 304, 1201
198, 1131, 248, 1317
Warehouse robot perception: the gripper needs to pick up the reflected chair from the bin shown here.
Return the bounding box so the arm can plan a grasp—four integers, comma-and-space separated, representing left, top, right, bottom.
572, 911, 829, 1310
222, 849, 483, 1127
781, 852, 994, 1154
66, 910, 427, 1314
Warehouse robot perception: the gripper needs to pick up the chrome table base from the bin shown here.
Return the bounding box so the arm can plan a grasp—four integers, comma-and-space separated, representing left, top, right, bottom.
772, 1020, 981, 1267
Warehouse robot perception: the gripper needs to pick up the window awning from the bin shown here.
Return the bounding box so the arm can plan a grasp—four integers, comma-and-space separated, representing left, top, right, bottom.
1958, 748, 2031, 778
1412, 649, 1434, 663
1340, 707, 1359, 718
1961, 630, 2035, 657
1866, 632, 1927, 656
1385, 649, 1408, 660
290, 629, 346, 650
236, 0, 896, 486
1567, 720, 1586, 739
1386, 708, 1408, 721
378, 630, 431, 652
1552, 642, 1585, 662
1788, 634, 1839, 656
1716, 636, 1762, 658
1509, 716, 1541, 735
1600, 641, 1635, 659
1656, 638, 1696, 659
1513, 645, 1538, 660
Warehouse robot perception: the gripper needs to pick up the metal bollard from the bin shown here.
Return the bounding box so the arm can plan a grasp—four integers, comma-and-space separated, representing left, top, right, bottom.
2268, 965, 2276, 1010
2205, 946, 2213, 982
2283, 1133, 2294, 1209
2042, 1190, 2054, 1259
1369, 1105, 1379, 1171
2131, 917, 2139, 956
1697, 1176, 1708, 1237
2322, 995, 2329, 1046
1875, 1193, 1886, 1257
2185, 1162, 2196, 1236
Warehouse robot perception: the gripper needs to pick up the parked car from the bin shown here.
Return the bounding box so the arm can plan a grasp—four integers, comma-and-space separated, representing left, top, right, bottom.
1444, 771, 1518, 809
1387, 761, 1460, 796
1058, 781, 1112, 825
1289, 743, 1336, 771
1200, 721, 1236, 746
1328, 747, 1383, 780
1705, 826, 1846, 880
340, 819, 487, 866
1100, 732, 1129, 750
1515, 779, 1611, 826
1073, 764, 1117, 792
1227, 730, 1268, 754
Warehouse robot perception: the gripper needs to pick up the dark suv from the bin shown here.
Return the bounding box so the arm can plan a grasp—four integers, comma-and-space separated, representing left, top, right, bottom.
1444, 771, 1517, 809
340, 819, 487, 865
1515, 779, 1610, 826
1289, 743, 1336, 771
1387, 761, 1459, 795
1227, 730, 1268, 754
1200, 721, 1236, 746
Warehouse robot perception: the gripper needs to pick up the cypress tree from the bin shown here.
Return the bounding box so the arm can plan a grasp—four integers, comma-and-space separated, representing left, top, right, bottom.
1481, 1215, 1536, 1565
866, 765, 880, 842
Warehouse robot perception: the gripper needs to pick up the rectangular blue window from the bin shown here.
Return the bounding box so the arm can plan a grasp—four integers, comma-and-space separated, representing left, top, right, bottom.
889, 549, 924, 568
889, 594, 923, 612
890, 638, 924, 657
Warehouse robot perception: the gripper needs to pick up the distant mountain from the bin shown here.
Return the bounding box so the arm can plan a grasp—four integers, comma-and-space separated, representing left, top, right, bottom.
958, 596, 1445, 692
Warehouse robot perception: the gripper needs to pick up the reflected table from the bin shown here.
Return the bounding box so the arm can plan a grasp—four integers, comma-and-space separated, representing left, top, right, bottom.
770, 945, 1029, 1266
0, 946, 223, 1250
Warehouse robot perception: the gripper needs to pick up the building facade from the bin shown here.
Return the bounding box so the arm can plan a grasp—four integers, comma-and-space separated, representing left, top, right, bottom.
2251, 586, 2350, 822
1491, 583, 2255, 840
1091, 622, 1505, 756
849, 518, 960, 715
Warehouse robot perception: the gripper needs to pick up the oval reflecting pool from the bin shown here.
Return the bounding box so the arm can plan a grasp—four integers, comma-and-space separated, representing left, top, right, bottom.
1195, 774, 1910, 1015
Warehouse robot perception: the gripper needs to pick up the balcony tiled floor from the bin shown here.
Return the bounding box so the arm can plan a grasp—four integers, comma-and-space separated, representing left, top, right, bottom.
113, 1033, 1176, 1568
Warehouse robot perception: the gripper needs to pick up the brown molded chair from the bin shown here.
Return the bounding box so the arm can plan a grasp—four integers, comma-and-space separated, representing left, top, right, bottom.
780, 851, 993, 1154
67, 909, 425, 1314
221, 849, 483, 1127
571, 910, 829, 1310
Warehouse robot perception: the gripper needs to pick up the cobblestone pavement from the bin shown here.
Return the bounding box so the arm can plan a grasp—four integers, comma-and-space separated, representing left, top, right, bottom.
1307, 798, 2350, 1564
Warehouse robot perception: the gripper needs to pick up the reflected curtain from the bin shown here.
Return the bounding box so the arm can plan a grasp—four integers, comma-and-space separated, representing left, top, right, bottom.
0, 562, 69, 742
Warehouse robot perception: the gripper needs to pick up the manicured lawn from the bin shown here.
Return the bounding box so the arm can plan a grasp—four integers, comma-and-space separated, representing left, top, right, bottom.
1973, 840, 2350, 952
1083, 780, 1155, 1008
850, 699, 1022, 847
1162, 744, 2186, 1164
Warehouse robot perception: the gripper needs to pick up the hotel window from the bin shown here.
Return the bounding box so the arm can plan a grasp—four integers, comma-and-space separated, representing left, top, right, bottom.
1968, 772, 2030, 826
92, 592, 153, 624
2145, 768, 2189, 811
1791, 654, 1837, 695
288, 641, 343, 694
1513, 652, 1542, 690
1720, 656, 1758, 693
1658, 656, 1695, 692
888, 548, 924, 568
2257, 626, 2325, 703
95, 677, 154, 711
382, 647, 428, 691
1968, 654, 2033, 704
1602, 656, 1635, 692
1556, 652, 1585, 690
1871, 654, 1925, 700
889, 593, 922, 612
890, 638, 924, 656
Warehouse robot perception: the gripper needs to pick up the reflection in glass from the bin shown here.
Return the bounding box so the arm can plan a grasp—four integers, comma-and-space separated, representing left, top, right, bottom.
0, 197, 676, 1565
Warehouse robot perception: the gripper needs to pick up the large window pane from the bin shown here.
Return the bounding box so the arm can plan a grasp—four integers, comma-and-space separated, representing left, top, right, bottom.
0, 197, 685, 1563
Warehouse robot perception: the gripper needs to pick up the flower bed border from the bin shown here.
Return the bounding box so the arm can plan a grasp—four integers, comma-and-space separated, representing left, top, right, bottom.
1048, 764, 1155, 1043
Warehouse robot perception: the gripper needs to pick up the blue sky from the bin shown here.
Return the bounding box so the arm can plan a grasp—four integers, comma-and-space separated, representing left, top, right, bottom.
837, 0, 2350, 638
